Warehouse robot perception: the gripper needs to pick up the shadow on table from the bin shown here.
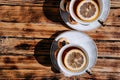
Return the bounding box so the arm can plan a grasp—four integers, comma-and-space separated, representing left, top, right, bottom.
43, 0, 71, 29
34, 0, 70, 74
43, 0, 61, 23
34, 31, 65, 73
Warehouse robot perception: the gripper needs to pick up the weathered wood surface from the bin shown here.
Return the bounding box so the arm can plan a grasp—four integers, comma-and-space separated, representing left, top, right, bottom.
0, 0, 120, 80
0, 38, 120, 58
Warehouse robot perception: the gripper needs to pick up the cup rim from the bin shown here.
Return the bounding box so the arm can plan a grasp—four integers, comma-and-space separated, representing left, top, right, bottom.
57, 44, 89, 76
69, 0, 104, 25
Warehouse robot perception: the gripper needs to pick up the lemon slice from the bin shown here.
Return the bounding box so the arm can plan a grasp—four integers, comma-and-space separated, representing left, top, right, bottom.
76, 0, 99, 22
64, 49, 87, 72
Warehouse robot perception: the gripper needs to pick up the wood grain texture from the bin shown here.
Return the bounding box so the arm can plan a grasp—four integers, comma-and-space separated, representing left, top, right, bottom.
0, 56, 119, 72
0, 22, 120, 40
0, 0, 119, 25
0, 0, 120, 79
0, 70, 119, 80
0, 38, 120, 57
0, 0, 120, 8
0, 71, 120, 80
0, 55, 120, 79
0, 6, 119, 25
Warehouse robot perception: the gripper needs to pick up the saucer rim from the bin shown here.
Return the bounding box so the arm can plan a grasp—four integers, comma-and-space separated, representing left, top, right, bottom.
50, 31, 98, 76
59, 0, 110, 31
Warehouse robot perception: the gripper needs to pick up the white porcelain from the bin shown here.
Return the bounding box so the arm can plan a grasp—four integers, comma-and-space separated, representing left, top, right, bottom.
57, 44, 89, 77
50, 31, 98, 77
69, 0, 103, 25
60, 0, 110, 31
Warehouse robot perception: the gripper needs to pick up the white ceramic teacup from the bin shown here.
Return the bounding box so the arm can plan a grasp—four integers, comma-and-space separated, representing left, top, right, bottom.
69, 0, 104, 25
57, 44, 97, 77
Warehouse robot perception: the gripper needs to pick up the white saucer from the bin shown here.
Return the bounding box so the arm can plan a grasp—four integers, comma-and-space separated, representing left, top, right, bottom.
60, 0, 110, 31
50, 31, 98, 72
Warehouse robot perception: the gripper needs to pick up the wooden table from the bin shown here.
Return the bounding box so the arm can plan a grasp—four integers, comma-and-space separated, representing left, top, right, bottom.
0, 0, 120, 80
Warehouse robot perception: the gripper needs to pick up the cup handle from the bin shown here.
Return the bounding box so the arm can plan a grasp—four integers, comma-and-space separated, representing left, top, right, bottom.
98, 19, 105, 26
86, 69, 92, 75
97, 0, 110, 27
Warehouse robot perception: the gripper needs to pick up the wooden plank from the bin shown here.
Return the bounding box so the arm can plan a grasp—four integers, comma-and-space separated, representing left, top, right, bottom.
0, 70, 55, 79
0, 0, 60, 7
0, 70, 120, 79
0, 71, 120, 80
87, 26, 120, 40
0, 6, 60, 23
93, 59, 120, 72
0, 55, 120, 72
0, 38, 53, 55
0, 22, 68, 38
96, 41, 120, 57
0, 0, 119, 80
0, 38, 120, 57
105, 9, 120, 26
0, 5, 119, 25
0, 56, 51, 70
82, 72, 120, 80
111, 0, 120, 8
0, 22, 120, 40
0, 55, 119, 79
0, 0, 119, 8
